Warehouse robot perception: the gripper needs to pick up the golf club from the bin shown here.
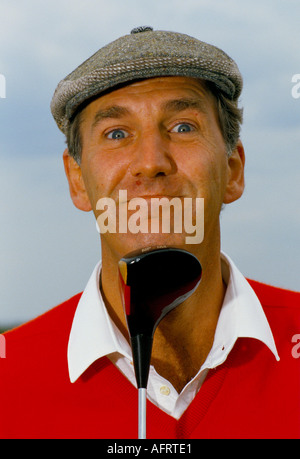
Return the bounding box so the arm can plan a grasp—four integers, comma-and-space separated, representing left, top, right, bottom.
118, 247, 202, 439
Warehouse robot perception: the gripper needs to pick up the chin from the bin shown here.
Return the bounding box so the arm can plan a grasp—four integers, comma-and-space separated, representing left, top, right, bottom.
102, 232, 189, 259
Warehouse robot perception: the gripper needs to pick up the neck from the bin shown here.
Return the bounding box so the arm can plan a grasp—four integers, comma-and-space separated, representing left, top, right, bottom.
151, 252, 225, 392
100, 239, 225, 393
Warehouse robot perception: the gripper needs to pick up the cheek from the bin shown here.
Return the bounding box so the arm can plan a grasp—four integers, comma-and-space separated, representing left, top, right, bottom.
205, 156, 228, 207
80, 151, 128, 208
180, 146, 227, 194
180, 150, 228, 232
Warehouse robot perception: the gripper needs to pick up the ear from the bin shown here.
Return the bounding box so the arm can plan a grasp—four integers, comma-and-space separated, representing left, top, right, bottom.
63, 149, 92, 211
223, 140, 245, 204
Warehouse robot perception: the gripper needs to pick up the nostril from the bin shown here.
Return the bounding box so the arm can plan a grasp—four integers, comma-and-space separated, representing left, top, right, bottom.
129, 143, 175, 178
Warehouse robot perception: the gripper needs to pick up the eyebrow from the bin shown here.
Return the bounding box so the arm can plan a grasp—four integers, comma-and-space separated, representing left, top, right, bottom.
162, 97, 208, 115
91, 105, 130, 130
91, 97, 207, 131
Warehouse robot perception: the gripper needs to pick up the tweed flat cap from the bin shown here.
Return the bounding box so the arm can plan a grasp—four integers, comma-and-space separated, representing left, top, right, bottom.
51, 26, 243, 134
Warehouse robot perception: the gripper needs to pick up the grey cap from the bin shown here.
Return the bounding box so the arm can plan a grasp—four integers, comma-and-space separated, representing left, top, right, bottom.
51, 26, 243, 134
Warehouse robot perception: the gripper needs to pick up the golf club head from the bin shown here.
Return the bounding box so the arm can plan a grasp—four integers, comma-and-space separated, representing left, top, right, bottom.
118, 247, 202, 388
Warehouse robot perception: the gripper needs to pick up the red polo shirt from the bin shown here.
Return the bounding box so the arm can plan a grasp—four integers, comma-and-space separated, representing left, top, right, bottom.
0, 279, 299, 439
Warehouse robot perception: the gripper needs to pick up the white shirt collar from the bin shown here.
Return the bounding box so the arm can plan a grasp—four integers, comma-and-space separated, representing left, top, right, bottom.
67, 252, 279, 384
203, 252, 280, 369
67, 262, 131, 383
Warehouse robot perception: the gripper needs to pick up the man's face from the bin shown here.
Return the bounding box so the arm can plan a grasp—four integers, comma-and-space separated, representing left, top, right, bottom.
64, 76, 244, 260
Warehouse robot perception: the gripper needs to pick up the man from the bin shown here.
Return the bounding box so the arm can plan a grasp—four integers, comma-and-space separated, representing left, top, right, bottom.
1, 27, 299, 439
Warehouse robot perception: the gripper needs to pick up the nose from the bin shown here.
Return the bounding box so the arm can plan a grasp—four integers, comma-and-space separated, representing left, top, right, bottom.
129, 129, 175, 178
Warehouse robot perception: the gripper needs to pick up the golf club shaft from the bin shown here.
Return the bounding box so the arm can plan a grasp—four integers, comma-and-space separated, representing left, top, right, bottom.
138, 388, 147, 439
118, 248, 202, 439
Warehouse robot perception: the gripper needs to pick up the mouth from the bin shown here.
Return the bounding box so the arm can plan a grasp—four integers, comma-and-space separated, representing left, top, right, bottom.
131, 194, 183, 200
118, 192, 185, 204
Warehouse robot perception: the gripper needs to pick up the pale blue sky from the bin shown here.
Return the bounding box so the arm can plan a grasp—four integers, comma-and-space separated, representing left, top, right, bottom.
1, 0, 299, 325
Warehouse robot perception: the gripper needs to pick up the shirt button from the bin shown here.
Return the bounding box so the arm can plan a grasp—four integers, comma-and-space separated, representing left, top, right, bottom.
160, 385, 171, 396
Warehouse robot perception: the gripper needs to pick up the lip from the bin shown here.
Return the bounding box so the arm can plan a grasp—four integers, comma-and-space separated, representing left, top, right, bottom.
119, 195, 184, 204
133, 195, 183, 199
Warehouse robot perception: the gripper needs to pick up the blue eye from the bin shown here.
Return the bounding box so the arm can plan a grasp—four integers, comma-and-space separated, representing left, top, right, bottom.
107, 129, 128, 139
172, 123, 193, 133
